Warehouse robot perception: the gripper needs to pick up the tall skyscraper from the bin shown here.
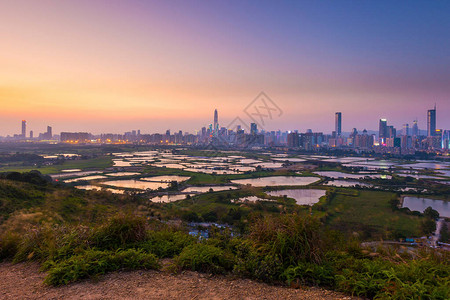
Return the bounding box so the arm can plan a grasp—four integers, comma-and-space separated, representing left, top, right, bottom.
335, 112, 342, 136
250, 123, 258, 134
402, 124, 409, 136
387, 126, 396, 138
21, 120, 26, 137
427, 105, 436, 137
412, 119, 419, 136
379, 119, 387, 141
213, 109, 218, 131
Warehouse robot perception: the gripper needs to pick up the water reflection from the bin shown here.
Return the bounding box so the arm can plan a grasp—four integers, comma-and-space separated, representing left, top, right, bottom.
150, 194, 194, 203
266, 189, 326, 205
100, 179, 169, 190
402, 197, 449, 218
231, 176, 319, 187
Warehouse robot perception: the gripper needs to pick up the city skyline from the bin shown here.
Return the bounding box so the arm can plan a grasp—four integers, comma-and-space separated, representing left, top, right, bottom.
2, 105, 440, 138
3, 106, 448, 154
1, 1, 449, 135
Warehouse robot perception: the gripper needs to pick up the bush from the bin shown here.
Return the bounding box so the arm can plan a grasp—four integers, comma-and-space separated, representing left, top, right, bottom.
13, 225, 56, 263
137, 230, 195, 258
46, 225, 92, 264
248, 214, 329, 266
334, 258, 450, 299
232, 214, 336, 283
0, 232, 21, 261
421, 218, 436, 235
233, 240, 283, 282
91, 214, 147, 249
175, 243, 234, 274
202, 211, 218, 222
440, 222, 449, 243
44, 248, 159, 286
424, 206, 439, 219
181, 211, 201, 222
282, 262, 335, 287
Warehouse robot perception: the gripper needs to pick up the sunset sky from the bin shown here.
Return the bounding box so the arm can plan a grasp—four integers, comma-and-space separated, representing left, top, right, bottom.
1, 1, 449, 136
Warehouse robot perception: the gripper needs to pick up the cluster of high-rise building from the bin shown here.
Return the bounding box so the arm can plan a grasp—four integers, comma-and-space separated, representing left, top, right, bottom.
372, 105, 448, 153
3, 120, 55, 142
192, 107, 448, 153
1, 106, 448, 154
323, 105, 448, 153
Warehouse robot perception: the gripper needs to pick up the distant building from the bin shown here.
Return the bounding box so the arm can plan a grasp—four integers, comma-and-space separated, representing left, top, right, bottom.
287, 132, 299, 148
401, 135, 412, 149
442, 130, 450, 150
379, 119, 387, 142
39, 126, 52, 140
354, 129, 374, 149
412, 119, 419, 136
386, 137, 401, 148
60, 132, 91, 143
335, 112, 342, 136
402, 124, 409, 136
213, 109, 219, 134
250, 123, 258, 135
301, 131, 323, 150
388, 126, 396, 138
21, 120, 26, 137
427, 105, 436, 137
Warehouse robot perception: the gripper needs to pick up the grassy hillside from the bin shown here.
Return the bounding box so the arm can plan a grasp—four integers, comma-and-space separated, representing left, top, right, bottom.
0, 172, 448, 299
0, 156, 113, 174
0, 172, 144, 234
318, 189, 422, 239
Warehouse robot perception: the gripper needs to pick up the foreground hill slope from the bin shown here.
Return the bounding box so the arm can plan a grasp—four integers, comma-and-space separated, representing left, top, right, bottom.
0, 262, 356, 300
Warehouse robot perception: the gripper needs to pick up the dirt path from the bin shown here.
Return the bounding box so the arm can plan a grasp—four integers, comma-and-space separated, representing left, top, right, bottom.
0, 262, 357, 300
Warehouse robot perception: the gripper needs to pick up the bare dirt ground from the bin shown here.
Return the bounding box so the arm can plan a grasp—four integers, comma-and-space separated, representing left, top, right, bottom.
0, 262, 358, 300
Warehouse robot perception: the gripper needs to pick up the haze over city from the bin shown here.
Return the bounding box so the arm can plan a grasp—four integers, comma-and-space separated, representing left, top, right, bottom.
1, 0, 449, 135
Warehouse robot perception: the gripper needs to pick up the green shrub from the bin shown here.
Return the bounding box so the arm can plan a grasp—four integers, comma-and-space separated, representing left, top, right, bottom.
181, 211, 201, 222
13, 225, 56, 263
175, 243, 234, 274
202, 211, 218, 222
44, 248, 159, 286
42, 225, 92, 267
91, 214, 147, 249
232, 215, 337, 283
282, 262, 335, 287
235, 252, 283, 282
13, 224, 95, 267
232, 239, 283, 282
333, 257, 450, 299
248, 214, 329, 266
0, 232, 21, 261
137, 230, 195, 258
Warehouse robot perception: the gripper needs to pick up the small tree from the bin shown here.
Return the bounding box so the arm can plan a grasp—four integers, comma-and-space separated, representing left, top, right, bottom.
389, 197, 400, 211
440, 222, 449, 243
423, 206, 439, 220
421, 218, 436, 235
